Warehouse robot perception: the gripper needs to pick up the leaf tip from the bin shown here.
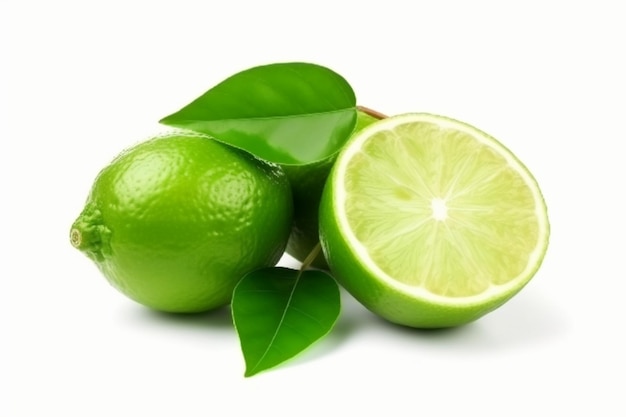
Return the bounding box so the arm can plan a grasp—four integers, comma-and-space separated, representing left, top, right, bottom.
158, 114, 173, 125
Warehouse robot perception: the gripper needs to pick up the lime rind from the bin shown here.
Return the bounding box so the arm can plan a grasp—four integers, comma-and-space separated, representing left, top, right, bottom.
330, 113, 550, 308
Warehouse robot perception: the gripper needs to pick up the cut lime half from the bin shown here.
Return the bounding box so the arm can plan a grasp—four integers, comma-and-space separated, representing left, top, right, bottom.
319, 113, 550, 328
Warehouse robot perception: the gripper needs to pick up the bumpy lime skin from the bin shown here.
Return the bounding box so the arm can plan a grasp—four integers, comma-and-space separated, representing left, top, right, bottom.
71, 134, 293, 313
319, 174, 541, 329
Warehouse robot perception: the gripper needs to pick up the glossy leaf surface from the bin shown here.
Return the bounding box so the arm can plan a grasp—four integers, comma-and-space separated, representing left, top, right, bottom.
232, 267, 341, 377
160, 62, 357, 165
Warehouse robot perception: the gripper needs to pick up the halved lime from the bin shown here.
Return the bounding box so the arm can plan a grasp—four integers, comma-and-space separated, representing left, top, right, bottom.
319, 113, 550, 328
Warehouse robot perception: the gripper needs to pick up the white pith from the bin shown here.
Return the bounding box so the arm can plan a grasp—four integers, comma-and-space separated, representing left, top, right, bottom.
333, 113, 549, 306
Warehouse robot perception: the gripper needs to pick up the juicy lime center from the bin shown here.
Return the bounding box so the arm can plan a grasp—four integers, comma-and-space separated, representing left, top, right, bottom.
430, 198, 448, 221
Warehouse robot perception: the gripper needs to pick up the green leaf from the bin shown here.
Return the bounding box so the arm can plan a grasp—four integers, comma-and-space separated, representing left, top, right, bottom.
232, 267, 341, 377
159, 62, 357, 165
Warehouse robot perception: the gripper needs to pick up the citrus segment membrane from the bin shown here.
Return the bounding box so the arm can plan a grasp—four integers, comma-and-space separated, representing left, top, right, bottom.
335, 114, 549, 302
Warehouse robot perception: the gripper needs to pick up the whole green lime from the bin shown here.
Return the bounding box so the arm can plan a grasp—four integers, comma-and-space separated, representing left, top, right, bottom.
70, 131, 293, 312
283, 110, 380, 268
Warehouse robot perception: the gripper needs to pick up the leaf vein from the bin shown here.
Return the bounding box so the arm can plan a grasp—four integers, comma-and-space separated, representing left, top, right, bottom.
248, 273, 303, 374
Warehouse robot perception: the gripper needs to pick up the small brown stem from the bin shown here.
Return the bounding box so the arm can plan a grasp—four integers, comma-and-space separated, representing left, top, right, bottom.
357, 105, 389, 120
300, 243, 322, 272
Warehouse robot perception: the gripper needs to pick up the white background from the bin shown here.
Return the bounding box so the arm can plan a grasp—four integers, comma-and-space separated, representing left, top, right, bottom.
4, 0, 626, 415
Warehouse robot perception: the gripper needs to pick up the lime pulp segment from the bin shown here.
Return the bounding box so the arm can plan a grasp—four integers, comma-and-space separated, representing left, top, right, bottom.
335, 113, 549, 303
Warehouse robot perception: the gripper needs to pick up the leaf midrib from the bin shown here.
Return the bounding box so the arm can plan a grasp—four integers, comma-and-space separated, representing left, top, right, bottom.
161, 107, 355, 125
248, 272, 303, 375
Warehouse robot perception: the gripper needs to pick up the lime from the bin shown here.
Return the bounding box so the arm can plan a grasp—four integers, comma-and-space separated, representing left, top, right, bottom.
283, 109, 380, 268
319, 113, 550, 328
70, 131, 293, 313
